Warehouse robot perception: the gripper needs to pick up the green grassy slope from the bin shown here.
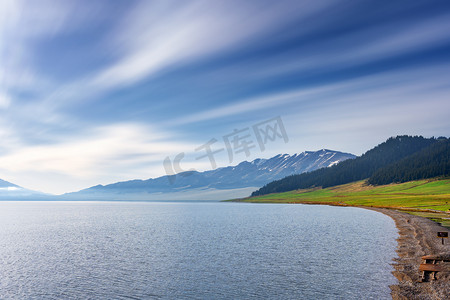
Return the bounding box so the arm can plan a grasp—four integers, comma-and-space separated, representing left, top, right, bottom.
236, 178, 450, 227
238, 179, 450, 212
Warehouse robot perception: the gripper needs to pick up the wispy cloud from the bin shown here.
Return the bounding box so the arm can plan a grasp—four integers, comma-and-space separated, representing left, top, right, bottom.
91, 0, 335, 90
185, 10, 450, 87
0, 0, 74, 89
167, 62, 450, 126
2, 1, 338, 121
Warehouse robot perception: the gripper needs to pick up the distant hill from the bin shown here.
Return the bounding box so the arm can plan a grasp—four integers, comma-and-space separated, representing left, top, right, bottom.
0, 178, 46, 199
252, 136, 444, 196
0, 178, 19, 188
368, 138, 449, 185
65, 150, 355, 200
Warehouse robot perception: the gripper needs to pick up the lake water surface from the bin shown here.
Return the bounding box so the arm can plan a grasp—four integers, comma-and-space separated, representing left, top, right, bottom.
0, 202, 397, 299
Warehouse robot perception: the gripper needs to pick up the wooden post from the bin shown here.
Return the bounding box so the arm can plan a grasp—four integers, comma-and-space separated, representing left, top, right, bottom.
437, 232, 448, 245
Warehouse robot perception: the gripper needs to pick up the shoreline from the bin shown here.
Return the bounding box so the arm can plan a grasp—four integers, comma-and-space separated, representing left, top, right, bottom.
363, 208, 449, 299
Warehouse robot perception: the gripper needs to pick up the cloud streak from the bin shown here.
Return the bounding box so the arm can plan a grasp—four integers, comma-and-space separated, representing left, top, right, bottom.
167, 62, 450, 126
91, 0, 336, 90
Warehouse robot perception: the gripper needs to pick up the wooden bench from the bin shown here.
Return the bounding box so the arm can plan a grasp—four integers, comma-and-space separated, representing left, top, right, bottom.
420, 254, 449, 282
419, 264, 444, 272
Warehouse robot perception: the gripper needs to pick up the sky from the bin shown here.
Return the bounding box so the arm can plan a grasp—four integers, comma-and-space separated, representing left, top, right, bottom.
0, 0, 449, 194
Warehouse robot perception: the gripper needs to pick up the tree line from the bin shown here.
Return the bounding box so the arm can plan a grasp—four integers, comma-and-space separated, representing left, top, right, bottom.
368, 138, 449, 185
252, 135, 447, 196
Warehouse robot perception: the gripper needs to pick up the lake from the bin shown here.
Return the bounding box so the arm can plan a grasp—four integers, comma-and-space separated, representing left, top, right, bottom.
0, 202, 398, 299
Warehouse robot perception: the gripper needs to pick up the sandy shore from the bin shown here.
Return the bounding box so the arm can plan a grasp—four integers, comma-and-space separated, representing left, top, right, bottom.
369, 208, 449, 299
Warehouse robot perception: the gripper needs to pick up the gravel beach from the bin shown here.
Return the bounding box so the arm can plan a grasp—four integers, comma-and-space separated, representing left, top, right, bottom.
370, 208, 450, 299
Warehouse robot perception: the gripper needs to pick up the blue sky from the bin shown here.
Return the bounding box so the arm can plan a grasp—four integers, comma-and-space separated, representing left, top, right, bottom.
0, 0, 449, 194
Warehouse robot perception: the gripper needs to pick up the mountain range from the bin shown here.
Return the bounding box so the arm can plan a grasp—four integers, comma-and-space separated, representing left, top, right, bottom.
61, 149, 355, 200
1, 136, 447, 201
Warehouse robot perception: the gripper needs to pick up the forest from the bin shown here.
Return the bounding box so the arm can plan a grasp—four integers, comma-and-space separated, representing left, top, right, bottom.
251, 136, 449, 196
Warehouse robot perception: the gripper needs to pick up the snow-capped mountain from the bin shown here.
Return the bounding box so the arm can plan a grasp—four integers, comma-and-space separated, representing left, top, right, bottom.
66, 149, 355, 200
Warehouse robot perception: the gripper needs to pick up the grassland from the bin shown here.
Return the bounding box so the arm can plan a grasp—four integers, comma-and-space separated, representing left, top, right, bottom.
235, 178, 450, 227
